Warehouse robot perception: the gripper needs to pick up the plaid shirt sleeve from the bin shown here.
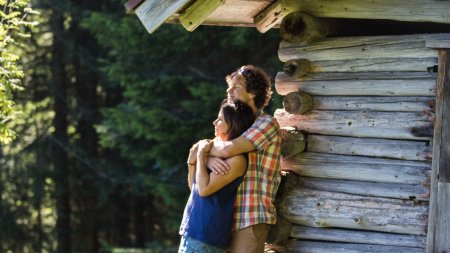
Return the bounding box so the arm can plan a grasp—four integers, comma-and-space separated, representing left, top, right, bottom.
242, 114, 279, 150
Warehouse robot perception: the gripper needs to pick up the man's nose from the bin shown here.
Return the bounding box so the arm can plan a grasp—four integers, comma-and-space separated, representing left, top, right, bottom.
227, 86, 233, 93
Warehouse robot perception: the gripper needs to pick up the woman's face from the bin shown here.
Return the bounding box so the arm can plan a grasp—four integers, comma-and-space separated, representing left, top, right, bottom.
213, 109, 229, 141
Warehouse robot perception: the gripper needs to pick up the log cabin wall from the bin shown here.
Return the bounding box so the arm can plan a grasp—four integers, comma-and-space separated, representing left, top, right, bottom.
272, 33, 449, 253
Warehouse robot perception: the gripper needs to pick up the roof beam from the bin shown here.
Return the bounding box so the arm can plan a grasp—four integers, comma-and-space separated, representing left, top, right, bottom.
179, 0, 225, 32
282, 0, 450, 24
254, 0, 283, 33
135, 0, 191, 33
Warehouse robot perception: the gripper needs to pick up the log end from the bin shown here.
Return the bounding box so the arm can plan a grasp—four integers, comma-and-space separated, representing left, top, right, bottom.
280, 11, 329, 44
283, 91, 314, 115
283, 59, 312, 78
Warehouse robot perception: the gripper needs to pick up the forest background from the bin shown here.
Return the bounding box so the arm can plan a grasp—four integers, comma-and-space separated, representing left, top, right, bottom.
0, 0, 282, 252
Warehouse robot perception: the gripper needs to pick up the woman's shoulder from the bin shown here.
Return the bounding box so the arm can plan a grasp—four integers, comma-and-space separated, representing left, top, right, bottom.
225, 154, 247, 172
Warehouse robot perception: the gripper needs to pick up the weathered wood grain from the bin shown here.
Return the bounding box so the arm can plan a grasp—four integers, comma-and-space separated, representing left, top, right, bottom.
307, 135, 432, 161
284, 240, 425, 253
281, 0, 450, 24
274, 109, 434, 140
290, 225, 426, 248
311, 96, 434, 112
281, 152, 431, 184
279, 188, 428, 235
287, 176, 429, 201
278, 34, 444, 62
275, 72, 436, 96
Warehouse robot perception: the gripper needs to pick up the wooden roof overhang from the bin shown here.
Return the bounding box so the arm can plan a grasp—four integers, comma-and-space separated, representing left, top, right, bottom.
124, 0, 282, 33
124, 0, 450, 34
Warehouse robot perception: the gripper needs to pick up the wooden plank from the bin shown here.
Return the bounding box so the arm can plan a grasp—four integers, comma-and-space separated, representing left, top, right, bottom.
307, 135, 432, 161
278, 34, 442, 62
275, 71, 436, 96
285, 240, 425, 253
298, 58, 438, 73
274, 109, 434, 140
135, 0, 190, 34
281, 152, 431, 184
275, 79, 436, 96
435, 182, 450, 252
254, 0, 282, 33
312, 96, 435, 112
426, 49, 450, 253
281, 0, 450, 24
288, 176, 429, 201
290, 225, 426, 248
276, 71, 437, 81
312, 176, 429, 201
179, 0, 225, 32
279, 188, 428, 235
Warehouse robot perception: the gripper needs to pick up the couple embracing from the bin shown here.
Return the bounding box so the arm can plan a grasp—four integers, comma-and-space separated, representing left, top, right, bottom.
179, 65, 282, 253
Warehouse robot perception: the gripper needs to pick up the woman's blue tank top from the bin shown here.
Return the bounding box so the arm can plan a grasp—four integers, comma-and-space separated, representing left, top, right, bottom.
179, 170, 244, 250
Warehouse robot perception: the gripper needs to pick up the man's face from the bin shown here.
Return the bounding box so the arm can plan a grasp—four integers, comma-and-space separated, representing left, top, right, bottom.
226, 75, 253, 105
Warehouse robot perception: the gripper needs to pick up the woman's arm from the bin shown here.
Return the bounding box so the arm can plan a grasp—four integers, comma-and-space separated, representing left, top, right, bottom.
186, 142, 198, 190
196, 140, 247, 197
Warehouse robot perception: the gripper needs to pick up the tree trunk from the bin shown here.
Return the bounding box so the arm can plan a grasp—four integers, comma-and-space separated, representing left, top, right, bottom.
50, 5, 71, 253
68, 1, 104, 251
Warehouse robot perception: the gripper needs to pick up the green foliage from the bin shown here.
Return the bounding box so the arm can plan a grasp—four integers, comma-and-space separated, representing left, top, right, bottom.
0, 0, 38, 143
0, 0, 283, 251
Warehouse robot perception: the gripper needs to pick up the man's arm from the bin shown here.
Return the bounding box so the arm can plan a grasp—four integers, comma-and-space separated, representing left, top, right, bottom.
209, 135, 255, 158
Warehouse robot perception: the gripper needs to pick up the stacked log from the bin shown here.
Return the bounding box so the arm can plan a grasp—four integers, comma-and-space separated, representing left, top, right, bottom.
273, 33, 439, 252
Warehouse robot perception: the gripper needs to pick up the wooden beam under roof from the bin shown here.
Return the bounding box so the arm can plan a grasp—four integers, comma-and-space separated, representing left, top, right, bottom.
179, 0, 226, 32
255, 0, 283, 33
282, 0, 450, 24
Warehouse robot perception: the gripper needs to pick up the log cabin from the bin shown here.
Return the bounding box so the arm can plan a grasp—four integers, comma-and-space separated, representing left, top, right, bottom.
123, 1, 450, 252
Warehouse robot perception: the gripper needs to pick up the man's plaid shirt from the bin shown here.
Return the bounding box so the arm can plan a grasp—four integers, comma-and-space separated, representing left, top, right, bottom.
233, 112, 282, 230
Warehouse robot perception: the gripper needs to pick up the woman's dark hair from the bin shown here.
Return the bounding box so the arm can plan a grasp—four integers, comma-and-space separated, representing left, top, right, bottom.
221, 100, 255, 140
226, 65, 272, 110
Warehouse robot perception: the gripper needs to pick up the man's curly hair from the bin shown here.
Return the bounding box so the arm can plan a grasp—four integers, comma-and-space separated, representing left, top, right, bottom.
226, 65, 272, 110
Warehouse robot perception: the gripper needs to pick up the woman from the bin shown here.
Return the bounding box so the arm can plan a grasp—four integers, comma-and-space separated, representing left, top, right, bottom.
179, 100, 255, 253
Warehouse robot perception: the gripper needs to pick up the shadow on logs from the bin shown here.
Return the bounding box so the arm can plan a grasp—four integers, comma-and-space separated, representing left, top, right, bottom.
281, 11, 450, 44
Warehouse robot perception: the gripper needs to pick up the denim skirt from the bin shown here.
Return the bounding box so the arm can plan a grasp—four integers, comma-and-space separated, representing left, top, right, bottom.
178, 236, 225, 253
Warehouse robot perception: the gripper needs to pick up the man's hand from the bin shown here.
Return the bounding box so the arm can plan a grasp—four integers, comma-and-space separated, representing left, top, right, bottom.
207, 156, 230, 175
198, 139, 213, 154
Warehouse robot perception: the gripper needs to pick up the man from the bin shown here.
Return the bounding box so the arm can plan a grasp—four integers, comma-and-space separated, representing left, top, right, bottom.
207, 65, 282, 253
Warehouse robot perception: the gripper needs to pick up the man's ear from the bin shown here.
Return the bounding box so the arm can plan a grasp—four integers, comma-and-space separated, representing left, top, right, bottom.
249, 92, 256, 99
